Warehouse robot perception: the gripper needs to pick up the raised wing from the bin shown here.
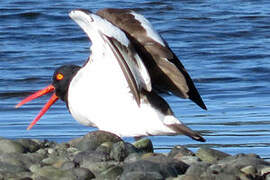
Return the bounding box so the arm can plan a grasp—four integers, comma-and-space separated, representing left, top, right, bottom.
97, 8, 207, 110
69, 9, 151, 105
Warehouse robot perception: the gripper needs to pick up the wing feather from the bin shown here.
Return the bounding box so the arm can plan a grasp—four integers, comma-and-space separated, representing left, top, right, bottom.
69, 9, 151, 106
97, 8, 207, 110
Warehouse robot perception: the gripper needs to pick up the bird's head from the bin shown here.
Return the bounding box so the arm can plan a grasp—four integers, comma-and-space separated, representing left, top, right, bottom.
16, 65, 80, 130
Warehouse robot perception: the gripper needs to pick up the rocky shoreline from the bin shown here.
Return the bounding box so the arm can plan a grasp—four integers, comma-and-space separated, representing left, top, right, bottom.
0, 131, 269, 180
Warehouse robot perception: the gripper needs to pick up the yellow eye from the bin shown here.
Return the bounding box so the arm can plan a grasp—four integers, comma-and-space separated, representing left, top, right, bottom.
56, 73, 64, 80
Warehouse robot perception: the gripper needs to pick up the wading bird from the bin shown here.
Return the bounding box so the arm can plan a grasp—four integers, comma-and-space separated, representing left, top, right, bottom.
16, 9, 206, 142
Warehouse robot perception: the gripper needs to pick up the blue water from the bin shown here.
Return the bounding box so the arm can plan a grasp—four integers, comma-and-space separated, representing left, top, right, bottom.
1, 1, 270, 158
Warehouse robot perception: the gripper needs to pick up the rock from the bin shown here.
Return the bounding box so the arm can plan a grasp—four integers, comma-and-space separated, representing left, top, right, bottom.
0, 161, 27, 173
196, 147, 230, 163
30, 165, 77, 180
178, 175, 199, 180
241, 165, 257, 178
42, 157, 56, 165
70, 130, 122, 151
200, 172, 240, 180
98, 165, 123, 179
61, 161, 76, 170
177, 156, 201, 165
71, 167, 95, 179
0, 139, 25, 153
110, 141, 129, 161
185, 162, 210, 177
133, 138, 153, 153
260, 166, 270, 176
124, 153, 142, 163
168, 145, 195, 159
218, 153, 270, 170
120, 171, 164, 180
0, 152, 44, 169
74, 150, 111, 164
96, 142, 113, 154
16, 139, 41, 153
122, 155, 188, 179
74, 150, 118, 175
143, 153, 189, 174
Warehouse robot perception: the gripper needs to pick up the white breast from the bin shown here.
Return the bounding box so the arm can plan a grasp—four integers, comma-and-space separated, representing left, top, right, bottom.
67, 47, 176, 137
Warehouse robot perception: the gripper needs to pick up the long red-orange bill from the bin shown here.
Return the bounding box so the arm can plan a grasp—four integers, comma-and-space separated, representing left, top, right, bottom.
27, 93, 59, 130
16, 84, 55, 108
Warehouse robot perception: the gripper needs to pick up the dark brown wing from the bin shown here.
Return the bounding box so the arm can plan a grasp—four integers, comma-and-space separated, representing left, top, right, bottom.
97, 8, 207, 110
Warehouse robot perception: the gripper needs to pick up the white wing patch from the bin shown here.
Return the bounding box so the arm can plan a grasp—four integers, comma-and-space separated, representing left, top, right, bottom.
69, 10, 129, 47
69, 9, 152, 104
130, 11, 166, 47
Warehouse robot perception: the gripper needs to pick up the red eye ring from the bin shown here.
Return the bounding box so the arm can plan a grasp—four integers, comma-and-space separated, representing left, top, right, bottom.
56, 73, 64, 80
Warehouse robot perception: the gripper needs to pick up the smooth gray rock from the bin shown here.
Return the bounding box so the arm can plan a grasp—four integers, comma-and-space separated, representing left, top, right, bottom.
98, 165, 123, 179
196, 147, 230, 163
120, 171, 164, 180
74, 150, 111, 164
124, 153, 142, 163
142, 153, 189, 175
16, 139, 42, 153
185, 162, 211, 177
122, 155, 188, 179
31, 165, 77, 180
0, 152, 44, 169
0, 139, 25, 154
177, 156, 201, 165
168, 146, 195, 159
200, 172, 241, 180
218, 153, 270, 170
70, 131, 122, 151
0, 161, 27, 173
74, 151, 118, 175
133, 138, 153, 153
96, 142, 113, 154
110, 141, 129, 161
61, 161, 76, 170
72, 167, 95, 179
241, 165, 257, 178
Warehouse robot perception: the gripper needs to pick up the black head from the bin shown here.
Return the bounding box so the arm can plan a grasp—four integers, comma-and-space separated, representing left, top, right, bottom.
52, 65, 81, 101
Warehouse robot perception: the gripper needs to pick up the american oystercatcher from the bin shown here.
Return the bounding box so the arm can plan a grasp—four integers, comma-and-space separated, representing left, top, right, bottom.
16, 9, 206, 142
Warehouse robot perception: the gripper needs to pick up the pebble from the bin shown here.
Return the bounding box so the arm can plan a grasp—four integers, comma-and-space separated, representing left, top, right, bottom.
0, 130, 269, 179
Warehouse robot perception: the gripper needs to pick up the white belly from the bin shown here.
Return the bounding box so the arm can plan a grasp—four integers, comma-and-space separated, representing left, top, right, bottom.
68, 52, 175, 137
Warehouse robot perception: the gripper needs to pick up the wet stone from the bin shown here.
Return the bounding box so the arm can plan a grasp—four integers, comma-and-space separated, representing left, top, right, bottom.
185, 162, 211, 177
0, 139, 25, 154
124, 153, 142, 163
120, 171, 164, 180
16, 139, 41, 153
96, 141, 113, 154
196, 147, 230, 163
0, 133, 269, 179
241, 165, 257, 178
122, 155, 188, 179
70, 130, 122, 151
168, 145, 195, 159
133, 138, 153, 153
61, 161, 76, 170
0, 161, 27, 173
31, 165, 77, 180
71, 167, 95, 179
177, 155, 201, 165
98, 165, 123, 179
218, 153, 270, 170
110, 141, 129, 161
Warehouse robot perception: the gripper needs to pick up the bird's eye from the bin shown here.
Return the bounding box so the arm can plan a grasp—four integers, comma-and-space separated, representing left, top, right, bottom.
56, 73, 64, 81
